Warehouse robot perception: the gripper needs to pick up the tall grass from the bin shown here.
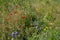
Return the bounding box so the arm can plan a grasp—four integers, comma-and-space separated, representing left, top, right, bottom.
0, 0, 60, 40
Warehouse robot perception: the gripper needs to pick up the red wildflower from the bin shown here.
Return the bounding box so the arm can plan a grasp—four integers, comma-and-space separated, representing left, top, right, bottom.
21, 15, 26, 19
9, 13, 12, 16
14, 11, 17, 15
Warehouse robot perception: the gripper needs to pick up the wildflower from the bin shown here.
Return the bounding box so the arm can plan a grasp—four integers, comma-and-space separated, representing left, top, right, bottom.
10, 31, 18, 38
44, 27, 48, 31
10, 32, 15, 38
44, 28, 46, 31
14, 11, 17, 15
9, 13, 12, 16
21, 15, 26, 19
15, 32, 18, 35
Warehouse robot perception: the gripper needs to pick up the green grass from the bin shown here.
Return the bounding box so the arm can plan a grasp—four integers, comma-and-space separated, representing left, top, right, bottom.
0, 0, 60, 40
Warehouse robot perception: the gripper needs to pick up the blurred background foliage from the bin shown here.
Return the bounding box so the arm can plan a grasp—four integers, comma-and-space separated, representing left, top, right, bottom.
0, 0, 60, 40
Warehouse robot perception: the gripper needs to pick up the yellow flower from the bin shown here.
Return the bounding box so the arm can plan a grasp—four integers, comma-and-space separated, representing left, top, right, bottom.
44, 27, 48, 31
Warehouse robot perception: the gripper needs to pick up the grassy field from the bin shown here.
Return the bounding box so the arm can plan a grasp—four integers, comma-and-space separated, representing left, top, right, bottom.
0, 0, 60, 40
